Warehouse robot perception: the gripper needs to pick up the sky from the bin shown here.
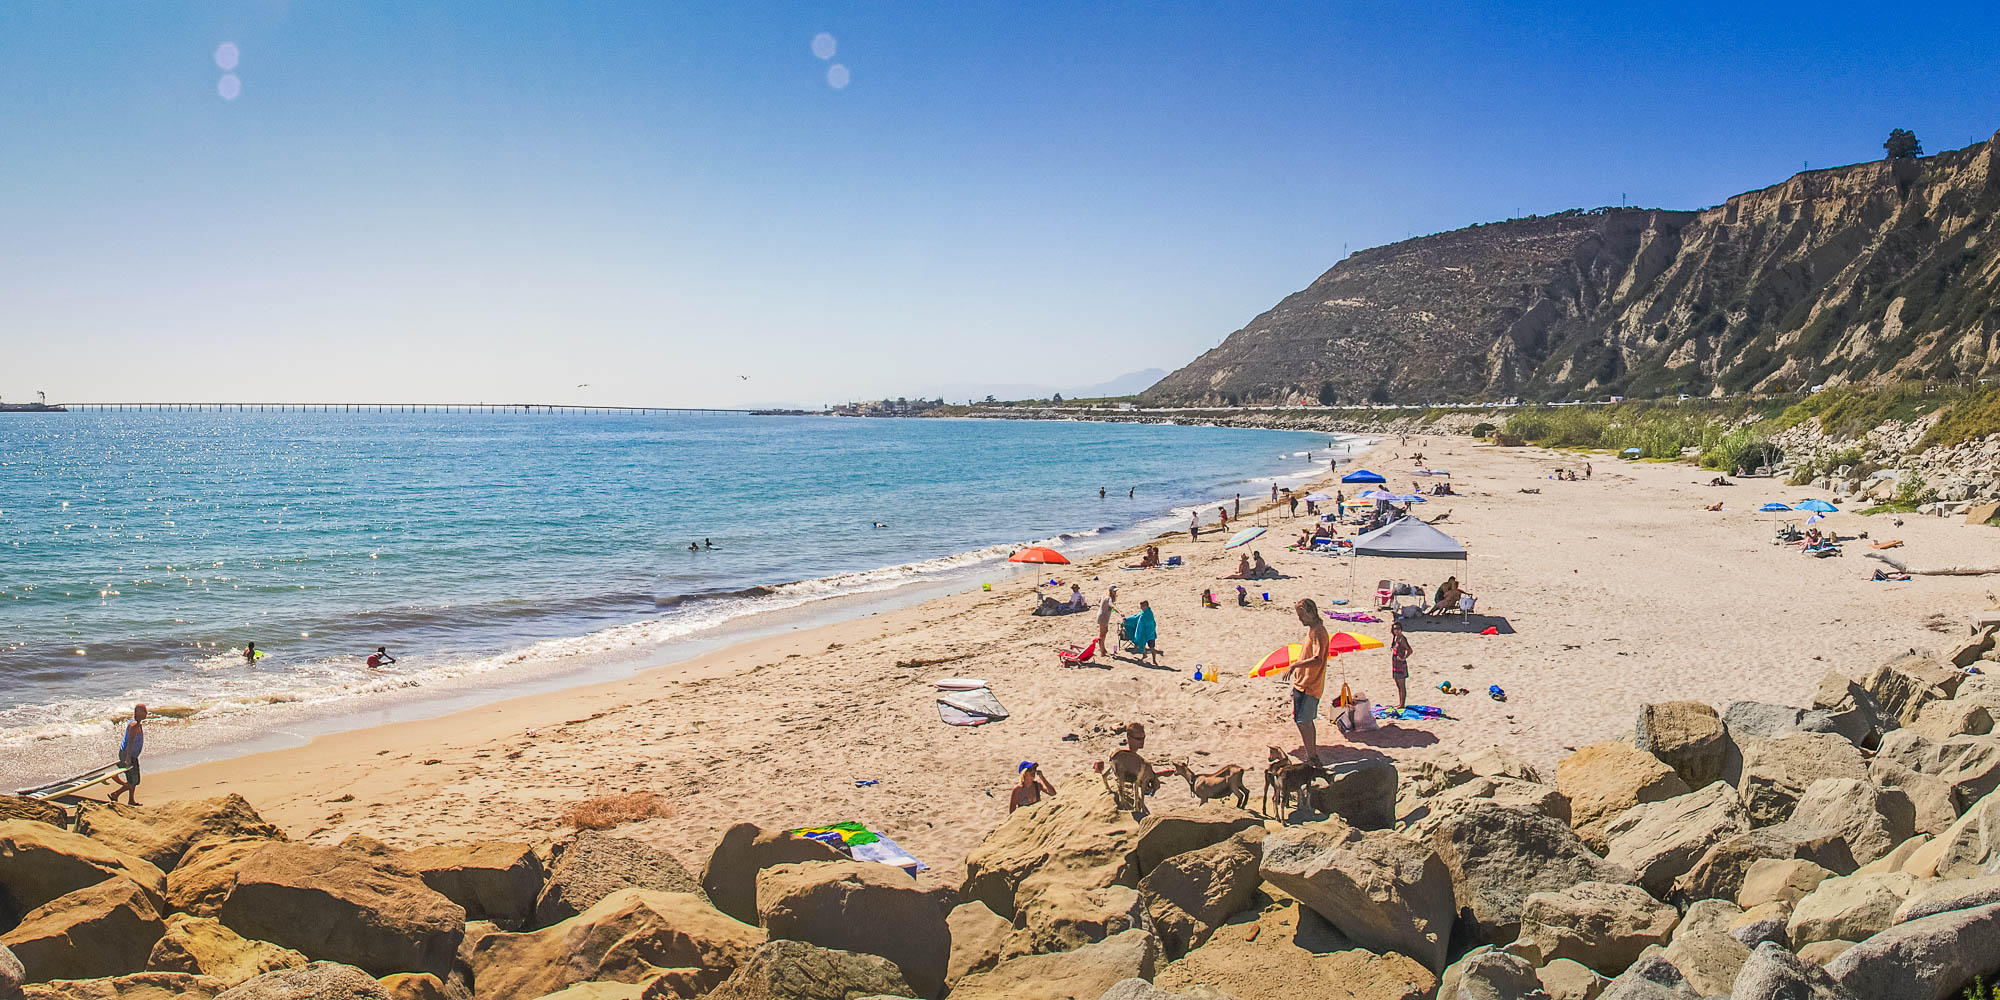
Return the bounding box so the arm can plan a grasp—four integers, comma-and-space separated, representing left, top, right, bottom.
4, 2, 1998, 409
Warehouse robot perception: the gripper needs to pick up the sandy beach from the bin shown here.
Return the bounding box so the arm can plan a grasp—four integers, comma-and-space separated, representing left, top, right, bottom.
143, 437, 2000, 888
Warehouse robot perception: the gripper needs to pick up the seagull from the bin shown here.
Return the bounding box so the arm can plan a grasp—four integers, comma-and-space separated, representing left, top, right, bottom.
576, 384, 590, 388
738, 375, 749, 380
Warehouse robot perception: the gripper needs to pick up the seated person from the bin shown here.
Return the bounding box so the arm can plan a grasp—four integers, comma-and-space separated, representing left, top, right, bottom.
1236, 585, 1249, 606
1032, 594, 1066, 616
1220, 554, 1250, 579
1250, 551, 1274, 578
1127, 545, 1161, 569
1200, 587, 1219, 608
1065, 583, 1089, 612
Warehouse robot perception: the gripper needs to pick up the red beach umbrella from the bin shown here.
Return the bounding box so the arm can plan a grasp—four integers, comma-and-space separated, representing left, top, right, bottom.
1009, 546, 1070, 565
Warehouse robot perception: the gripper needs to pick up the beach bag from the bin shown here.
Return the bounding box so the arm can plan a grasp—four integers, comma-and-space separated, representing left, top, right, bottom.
1335, 691, 1377, 733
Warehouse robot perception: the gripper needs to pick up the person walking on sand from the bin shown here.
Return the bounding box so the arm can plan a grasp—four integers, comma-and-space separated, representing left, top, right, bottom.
1271, 483, 1279, 502
1009, 761, 1057, 812
1288, 492, 1298, 516
1336, 490, 1346, 519
1234, 494, 1241, 519
1585, 462, 1592, 479
1189, 512, 1200, 541
109, 704, 146, 805
1288, 599, 1329, 763
1096, 584, 1118, 656
366, 646, 396, 669
1389, 620, 1412, 710
1217, 506, 1229, 529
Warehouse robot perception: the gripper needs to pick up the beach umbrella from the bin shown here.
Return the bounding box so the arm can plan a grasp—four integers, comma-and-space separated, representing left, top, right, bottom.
1008, 546, 1069, 565
1795, 499, 1837, 513
1304, 492, 1332, 502
1248, 632, 1383, 677
1759, 502, 1792, 512
1223, 526, 1266, 549
1623, 447, 1642, 455
1341, 469, 1387, 484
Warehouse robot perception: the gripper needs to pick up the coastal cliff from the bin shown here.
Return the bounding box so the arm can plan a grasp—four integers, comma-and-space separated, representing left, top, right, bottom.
1146, 129, 2000, 405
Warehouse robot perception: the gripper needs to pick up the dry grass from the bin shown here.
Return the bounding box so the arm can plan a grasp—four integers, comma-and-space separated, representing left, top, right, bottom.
560, 791, 676, 831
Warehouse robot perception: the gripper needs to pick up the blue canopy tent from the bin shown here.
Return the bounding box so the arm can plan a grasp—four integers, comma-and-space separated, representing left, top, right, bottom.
1341, 469, 1387, 484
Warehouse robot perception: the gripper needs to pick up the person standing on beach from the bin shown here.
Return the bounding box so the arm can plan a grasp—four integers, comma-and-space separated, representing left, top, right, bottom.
1389, 620, 1412, 709
1270, 483, 1279, 502
1189, 512, 1199, 541
1288, 492, 1298, 516
1217, 506, 1229, 529
1336, 490, 1346, 518
1289, 600, 1328, 763
1585, 462, 1593, 479
1096, 584, 1118, 654
109, 704, 146, 805
1234, 494, 1241, 519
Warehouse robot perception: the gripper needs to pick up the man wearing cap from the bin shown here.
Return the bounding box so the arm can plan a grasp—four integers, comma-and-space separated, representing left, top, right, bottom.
1095, 584, 1118, 655
1009, 762, 1057, 812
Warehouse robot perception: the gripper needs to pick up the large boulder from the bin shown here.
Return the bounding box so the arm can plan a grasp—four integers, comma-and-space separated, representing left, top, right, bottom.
1428, 803, 1636, 946
1635, 702, 1728, 788
1909, 699, 1994, 741
1257, 824, 1454, 972
216, 842, 464, 978
1861, 651, 1960, 727
1512, 881, 1678, 976
943, 901, 1010, 989
75, 797, 283, 873
1136, 829, 1261, 959
1736, 732, 1869, 826
1825, 900, 2000, 1000
1894, 874, 2000, 924
1536, 959, 1608, 1000
1673, 824, 1856, 903
164, 837, 269, 919
536, 833, 701, 929
1786, 871, 1918, 948
1130, 807, 1261, 875
755, 861, 946, 998
1904, 783, 2000, 878
375, 973, 449, 1000
1730, 941, 1863, 1000
0, 798, 65, 829
1004, 877, 1145, 958
1601, 781, 1750, 897
1592, 952, 1699, 1000
1868, 760, 1959, 836
946, 929, 1157, 1000
1788, 778, 1917, 865
694, 939, 914, 1000
472, 889, 762, 1000
1936, 737, 2000, 809
959, 778, 1139, 923
1555, 743, 1690, 851
1658, 899, 1749, 995
146, 914, 305, 986
1097, 980, 1218, 1000
1736, 858, 1831, 909
1810, 673, 1894, 748
1306, 758, 1398, 830
1451, 951, 1542, 1000
1155, 903, 1433, 1000
1728, 900, 1793, 951
21, 972, 229, 1000
2, 877, 165, 983
398, 842, 542, 930
699, 825, 846, 927
0, 821, 166, 916
1410, 746, 1543, 797
212, 962, 391, 1000
1400, 776, 1572, 836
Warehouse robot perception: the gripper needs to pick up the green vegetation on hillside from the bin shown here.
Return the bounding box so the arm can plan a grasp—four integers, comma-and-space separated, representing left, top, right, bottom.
1499, 400, 1783, 470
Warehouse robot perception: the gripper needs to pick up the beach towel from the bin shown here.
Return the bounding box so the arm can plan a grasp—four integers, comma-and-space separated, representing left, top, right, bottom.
1326, 611, 1382, 623
790, 821, 928, 873
1122, 608, 1157, 652
937, 687, 1009, 726
1374, 704, 1448, 721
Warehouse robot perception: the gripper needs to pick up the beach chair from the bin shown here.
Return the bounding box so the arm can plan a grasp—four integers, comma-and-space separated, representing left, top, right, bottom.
1057, 638, 1099, 667
1373, 580, 1394, 610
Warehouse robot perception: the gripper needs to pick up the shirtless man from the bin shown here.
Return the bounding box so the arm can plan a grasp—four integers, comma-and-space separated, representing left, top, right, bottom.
1009, 762, 1057, 812
1288, 599, 1330, 762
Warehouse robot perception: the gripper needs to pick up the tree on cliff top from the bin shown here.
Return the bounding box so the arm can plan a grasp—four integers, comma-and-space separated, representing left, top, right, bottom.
1317, 380, 1338, 406
1884, 128, 1923, 160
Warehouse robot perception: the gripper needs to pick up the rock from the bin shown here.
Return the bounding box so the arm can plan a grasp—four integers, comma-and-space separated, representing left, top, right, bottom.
946, 929, 1158, 1000
1788, 778, 1917, 865
165, 838, 270, 919
1736, 733, 1869, 827
1593, 952, 1698, 1000
1555, 743, 1691, 850
146, 914, 305, 986
944, 901, 1010, 988
1736, 858, 1832, 909
1430, 803, 1636, 946
1861, 651, 1960, 727
1452, 951, 1542, 1000
1936, 737, 2000, 809
1511, 881, 1678, 976
699, 824, 847, 927
1949, 630, 1997, 668
74, 797, 283, 873
396, 842, 542, 931
1658, 899, 1749, 995
754, 861, 945, 998
1635, 701, 1728, 788
1797, 939, 1854, 964
1827, 899, 2000, 1000
1004, 878, 1145, 959
535, 833, 701, 930
2, 877, 165, 983
1409, 746, 1542, 798
527, 984, 646, 1000
1137, 829, 1261, 958
211, 962, 391, 1000
1809, 674, 1893, 748
1096, 980, 1219, 1000
1729, 900, 1792, 950
19, 972, 229, 1000
1910, 700, 1994, 741
0, 820, 167, 916
959, 777, 1139, 923
0, 797, 66, 829
1, 943, 21, 991
1904, 784, 2000, 878
1723, 702, 1818, 741
1257, 824, 1453, 972
1730, 941, 1862, 1000
1673, 824, 1856, 903
1130, 807, 1261, 875
471, 889, 762, 1000
1536, 959, 1608, 1000
1402, 776, 1573, 835
1894, 874, 2000, 924
216, 842, 465, 979
375, 973, 450, 1000
694, 939, 914, 1000
1307, 758, 1399, 830
1153, 899, 1432, 1000
1786, 872, 1917, 948
1874, 729, 1946, 773
1855, 835, 1930, 875
1601, 781, 1750, 897
1868, 760, 1959, 836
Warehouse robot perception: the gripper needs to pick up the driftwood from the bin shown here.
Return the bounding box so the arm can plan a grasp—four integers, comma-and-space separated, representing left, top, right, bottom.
1866, 552, 2000, 576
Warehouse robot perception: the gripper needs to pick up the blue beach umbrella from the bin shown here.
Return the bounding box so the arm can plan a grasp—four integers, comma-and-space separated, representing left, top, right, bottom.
1795, 499, 1838, 513
1622, 447, 1642, 455
1224, 526, 1267, 549
1341, 469, 1387, 484
1759, 502, 1792, 512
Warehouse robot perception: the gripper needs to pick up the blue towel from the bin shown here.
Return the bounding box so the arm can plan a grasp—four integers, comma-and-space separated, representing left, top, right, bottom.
1122, 608, 1157, 651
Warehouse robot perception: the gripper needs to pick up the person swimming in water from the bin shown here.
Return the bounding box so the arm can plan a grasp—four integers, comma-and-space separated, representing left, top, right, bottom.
243, 642, 258, 662
704, 538, 715, 549
688, 542, 700, 552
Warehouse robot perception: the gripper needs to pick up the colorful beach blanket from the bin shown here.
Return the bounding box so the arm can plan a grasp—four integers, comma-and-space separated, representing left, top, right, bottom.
1326, 611, 1382, 623
1373, 704, 1449, 721
790, 821, 929, 872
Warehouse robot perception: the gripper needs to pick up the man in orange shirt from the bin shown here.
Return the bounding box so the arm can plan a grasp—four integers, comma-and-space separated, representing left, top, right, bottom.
1289, 598, 1329, 762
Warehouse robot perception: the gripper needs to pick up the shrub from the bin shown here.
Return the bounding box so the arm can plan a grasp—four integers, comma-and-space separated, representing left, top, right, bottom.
1921, 385, 2000, 450
1471, 422, 1497, 438
560, 791, 675, 831
1894, 475, 1938, 508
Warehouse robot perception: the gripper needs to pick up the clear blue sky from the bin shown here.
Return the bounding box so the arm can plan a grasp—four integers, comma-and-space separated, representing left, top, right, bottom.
5, 2, 1996, 407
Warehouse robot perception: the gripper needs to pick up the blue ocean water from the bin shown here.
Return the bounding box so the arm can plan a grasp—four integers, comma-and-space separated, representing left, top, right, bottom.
0, 411, 1340, 783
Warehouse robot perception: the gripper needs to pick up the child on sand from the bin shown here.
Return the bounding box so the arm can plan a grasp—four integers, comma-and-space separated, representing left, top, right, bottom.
1390, 620, 1412, 709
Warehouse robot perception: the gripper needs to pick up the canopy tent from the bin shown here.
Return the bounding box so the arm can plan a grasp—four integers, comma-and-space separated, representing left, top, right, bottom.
1351, 518, 1467, 560
1341, 469, 1387, 484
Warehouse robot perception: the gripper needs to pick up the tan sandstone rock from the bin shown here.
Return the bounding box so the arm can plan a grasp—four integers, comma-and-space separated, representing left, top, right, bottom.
216, 843, 464, 979
0, 820, 166, 915
1635, 701, 1729, 788
699, 824, 847, 926
1137, 829, 1262, 958
1601, 780, 1749, 897
754, 861, 947, 999
400, 842, 542, 930
1257, 823, 1453, 972
471, 889, 761, 1000
146, 914, 305, 986
165, 838, 270, 919
75, 797, 283, 874
1555, 742, 1690, 850
3, 877, 166, 983
1786, 871, 1918, 948
947, 929, 1158, 1000
1511, 881, 1678, 975
1735, 732, 1869, 827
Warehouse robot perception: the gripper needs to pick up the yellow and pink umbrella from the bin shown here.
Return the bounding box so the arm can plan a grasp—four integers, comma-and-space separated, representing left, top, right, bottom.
1248, 631, 1383, 677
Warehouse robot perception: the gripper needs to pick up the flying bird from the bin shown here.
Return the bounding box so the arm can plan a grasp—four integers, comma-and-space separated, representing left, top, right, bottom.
738, 375, 749, 380
577, 384, 590, 388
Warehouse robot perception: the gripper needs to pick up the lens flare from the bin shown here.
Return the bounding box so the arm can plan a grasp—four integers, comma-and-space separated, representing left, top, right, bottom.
218, 74, 241, 100
827, 64, 850, 90
811, 33, 836, 60
215, 42, 239, 71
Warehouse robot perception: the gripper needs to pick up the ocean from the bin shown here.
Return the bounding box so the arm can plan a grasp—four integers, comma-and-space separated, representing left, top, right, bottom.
0, 411, 1348, 786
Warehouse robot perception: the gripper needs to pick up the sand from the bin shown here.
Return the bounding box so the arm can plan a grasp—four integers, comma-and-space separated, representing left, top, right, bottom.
144, 438, 2000, 887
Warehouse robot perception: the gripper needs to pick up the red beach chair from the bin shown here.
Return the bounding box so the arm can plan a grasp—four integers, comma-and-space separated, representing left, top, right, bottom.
1057, 638, 1099, 667
1373, 579, 1395, 611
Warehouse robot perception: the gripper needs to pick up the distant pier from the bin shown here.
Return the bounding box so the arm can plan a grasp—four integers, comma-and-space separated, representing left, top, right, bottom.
58, 402, 771, 415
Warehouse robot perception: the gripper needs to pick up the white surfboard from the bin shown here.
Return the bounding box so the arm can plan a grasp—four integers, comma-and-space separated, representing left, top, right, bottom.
933, 677, 988, 691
